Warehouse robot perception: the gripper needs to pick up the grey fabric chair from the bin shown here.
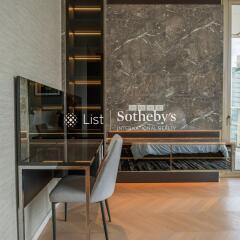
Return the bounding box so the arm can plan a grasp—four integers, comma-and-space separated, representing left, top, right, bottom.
49, 134, 123, 240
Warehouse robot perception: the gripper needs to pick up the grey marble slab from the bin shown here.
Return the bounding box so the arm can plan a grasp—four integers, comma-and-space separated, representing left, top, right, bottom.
105, 4, 223, 130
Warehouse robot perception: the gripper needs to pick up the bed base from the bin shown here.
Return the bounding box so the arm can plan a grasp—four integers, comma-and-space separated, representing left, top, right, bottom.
117, 171, 220, 183
107, 130, 234, 182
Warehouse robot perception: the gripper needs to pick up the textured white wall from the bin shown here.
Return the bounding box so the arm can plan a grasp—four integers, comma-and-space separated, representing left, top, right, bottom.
0, 0, 61, 239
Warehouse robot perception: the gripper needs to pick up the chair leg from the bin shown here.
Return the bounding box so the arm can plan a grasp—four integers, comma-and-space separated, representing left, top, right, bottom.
100, 201, 109, 240
105, 199, 111, 222
64, 203, 67, 222
52, 203, 56, 240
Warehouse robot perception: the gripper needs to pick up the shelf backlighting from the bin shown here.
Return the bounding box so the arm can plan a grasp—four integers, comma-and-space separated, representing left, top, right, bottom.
69, 6, 101, 12
69, 31, 102, 36
69, 56, 101, 61
69, 80, 101, 85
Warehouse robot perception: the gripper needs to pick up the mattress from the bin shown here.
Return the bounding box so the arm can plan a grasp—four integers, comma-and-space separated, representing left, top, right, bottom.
131, 143, 229, 160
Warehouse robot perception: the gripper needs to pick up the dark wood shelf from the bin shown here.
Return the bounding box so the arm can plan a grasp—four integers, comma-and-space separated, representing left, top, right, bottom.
69, 6, 101, 12
69, 106, 102, 110
68, 129, 103, 131
69, 80, 101, 85
40, 106, 63, 111
69, 55, 102, 61
69, 31, 102, 36
69, 0, 101, 6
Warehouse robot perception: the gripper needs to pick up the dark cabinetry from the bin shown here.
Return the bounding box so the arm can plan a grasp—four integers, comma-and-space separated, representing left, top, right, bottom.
66, 0, 104, 139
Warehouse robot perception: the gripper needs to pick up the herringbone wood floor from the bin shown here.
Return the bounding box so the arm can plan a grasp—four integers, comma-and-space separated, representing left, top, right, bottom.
39, 178, 240, 240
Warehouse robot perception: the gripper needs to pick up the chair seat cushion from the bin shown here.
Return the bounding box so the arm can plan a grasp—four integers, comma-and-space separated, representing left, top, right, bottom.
50, 175, 95, 203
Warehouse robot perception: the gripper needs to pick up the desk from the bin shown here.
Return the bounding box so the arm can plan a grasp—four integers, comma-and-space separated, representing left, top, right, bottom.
17, 139, 103, 240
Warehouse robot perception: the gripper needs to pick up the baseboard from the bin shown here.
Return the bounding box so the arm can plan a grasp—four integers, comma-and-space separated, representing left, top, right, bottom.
32, 203, 60, 240
117, 171, 220, 183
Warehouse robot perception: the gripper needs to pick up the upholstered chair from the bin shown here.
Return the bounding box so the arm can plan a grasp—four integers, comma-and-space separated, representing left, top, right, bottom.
49, 135, 123, 240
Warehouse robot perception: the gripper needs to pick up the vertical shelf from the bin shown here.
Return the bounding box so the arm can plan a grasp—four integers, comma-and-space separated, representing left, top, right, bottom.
66, 0, 104, 139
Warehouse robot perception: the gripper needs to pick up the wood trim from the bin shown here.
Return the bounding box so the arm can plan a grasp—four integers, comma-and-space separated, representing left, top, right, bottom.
117, 171, 220, 183
69, 7, 102, 11
114, 141, 226, 145
108, 0, 221, 4
108, 130, 221, 133
107, 138, 223, 142
69, 31, 102, 36
116, 141, 229, 145
121, 156, 228, 160
107, 130, 222, 143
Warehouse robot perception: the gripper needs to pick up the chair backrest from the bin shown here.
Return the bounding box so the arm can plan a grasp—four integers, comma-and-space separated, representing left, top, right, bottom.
107, 133, 121, 153
91, 134, 123, 203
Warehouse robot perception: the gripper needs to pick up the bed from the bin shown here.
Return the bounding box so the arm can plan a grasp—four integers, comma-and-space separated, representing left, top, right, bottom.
131, 143, 229, 160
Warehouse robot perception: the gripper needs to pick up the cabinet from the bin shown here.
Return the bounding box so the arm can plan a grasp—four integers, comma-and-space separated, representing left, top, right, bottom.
66, 0, 104, 139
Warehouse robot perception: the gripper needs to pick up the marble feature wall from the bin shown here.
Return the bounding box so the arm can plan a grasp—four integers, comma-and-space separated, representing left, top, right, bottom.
105, 5, 223, 130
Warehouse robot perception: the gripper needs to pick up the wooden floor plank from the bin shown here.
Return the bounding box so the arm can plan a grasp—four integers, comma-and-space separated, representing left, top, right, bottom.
39, 178, 240, 240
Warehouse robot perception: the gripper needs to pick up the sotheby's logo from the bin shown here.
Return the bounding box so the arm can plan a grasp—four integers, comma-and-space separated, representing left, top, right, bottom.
113, 105, 177, 130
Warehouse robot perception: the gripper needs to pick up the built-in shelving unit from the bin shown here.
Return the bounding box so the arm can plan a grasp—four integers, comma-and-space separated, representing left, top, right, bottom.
66, 0, 104, 139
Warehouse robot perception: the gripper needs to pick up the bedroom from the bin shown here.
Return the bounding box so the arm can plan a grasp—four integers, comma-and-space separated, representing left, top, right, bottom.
1, 0, 240, 240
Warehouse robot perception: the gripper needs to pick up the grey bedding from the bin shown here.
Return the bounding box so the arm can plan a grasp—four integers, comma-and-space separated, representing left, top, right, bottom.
131, 143, 229, 160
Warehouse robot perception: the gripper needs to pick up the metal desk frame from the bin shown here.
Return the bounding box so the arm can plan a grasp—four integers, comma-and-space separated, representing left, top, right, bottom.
17, 143, 103, 240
